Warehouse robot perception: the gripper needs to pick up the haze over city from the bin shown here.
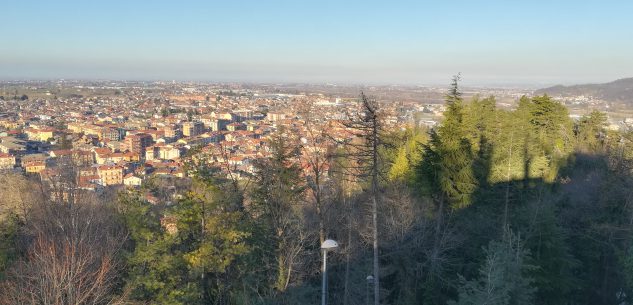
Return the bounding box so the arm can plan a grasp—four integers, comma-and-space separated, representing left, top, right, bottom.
2, 0, 633, 86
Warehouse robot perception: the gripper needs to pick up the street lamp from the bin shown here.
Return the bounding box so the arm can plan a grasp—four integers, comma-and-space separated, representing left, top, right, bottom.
366, 275, 374, 305
321, 239, 339, 305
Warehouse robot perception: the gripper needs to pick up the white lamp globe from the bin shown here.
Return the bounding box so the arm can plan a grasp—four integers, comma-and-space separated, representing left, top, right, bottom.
321, 239, 339, 250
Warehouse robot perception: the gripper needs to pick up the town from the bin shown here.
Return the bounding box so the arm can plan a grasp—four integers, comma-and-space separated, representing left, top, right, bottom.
1, 79, 628, 196
0, 80, 448, 192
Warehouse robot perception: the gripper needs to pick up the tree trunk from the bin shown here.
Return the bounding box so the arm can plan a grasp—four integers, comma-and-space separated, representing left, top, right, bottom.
372, 118, 380, 305
343, 196, 351, 305
372, 192, 380, 305
503, 131, 514, 233
201, 199, 210, 304
316, 186, 325, 244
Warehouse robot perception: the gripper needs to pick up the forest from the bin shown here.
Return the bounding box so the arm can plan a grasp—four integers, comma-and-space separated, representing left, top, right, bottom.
2, 77, 633, 305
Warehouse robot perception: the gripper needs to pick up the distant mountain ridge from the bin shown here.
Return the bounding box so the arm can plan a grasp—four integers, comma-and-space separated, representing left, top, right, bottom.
535, 77, 633, 102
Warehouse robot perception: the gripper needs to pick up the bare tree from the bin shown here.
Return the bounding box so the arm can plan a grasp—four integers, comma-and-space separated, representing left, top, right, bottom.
337, 92, 384, 305
0, 196, 127, 304
0, 173, 42, 221
298, 100, 336, 244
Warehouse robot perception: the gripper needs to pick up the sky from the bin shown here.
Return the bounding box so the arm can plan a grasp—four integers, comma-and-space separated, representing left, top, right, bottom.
1, 0, 632, 87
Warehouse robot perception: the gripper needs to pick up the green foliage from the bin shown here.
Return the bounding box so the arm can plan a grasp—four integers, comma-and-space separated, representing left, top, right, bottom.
0, 214, 21, 278
177, 180, 250, 274
623, 245, 633, 291
449, 232, 536, 305
411, 86, 606, 304
386, 127, 427, 183
462, 95, 497, 154
419, 75, 477, 209
250, 129, 307, 293
119, 177, 251, 304
486, 110, 527, 183
522, 201, 577, 305
117, 192, 193, 303
575, 110, 607, 152
517, 95, 574, 181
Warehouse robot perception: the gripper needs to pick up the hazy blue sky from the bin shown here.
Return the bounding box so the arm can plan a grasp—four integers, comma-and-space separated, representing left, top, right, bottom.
1, 0, 632, 86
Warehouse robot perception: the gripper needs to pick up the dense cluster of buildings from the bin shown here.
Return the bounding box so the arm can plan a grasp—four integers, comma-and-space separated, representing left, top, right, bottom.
0, 82, 436, 196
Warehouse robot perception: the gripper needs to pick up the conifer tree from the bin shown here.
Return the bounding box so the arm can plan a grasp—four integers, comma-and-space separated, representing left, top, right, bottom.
416, 75, 478, 303
119, 178, 250, 304
575, 110, 607, 152
449, 231, 535, 305
419, 74, 477, 210
334, 92, 385, 305
250, 128, 307, 293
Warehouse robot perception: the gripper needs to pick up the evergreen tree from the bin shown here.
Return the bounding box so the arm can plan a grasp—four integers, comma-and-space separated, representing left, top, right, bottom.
416, 75, 478, 304
117, 191, 196, 304
419, 74, 477, 209
575, 110, 607, 152
515, 95, 574, 181
463, 95, 497, 155
250, 128, 307, 294
119, 178, 251, 304
177, 179, 250, 304
0, 214, 20, 278
449, 232, 536, 305
387, 127, 426, 183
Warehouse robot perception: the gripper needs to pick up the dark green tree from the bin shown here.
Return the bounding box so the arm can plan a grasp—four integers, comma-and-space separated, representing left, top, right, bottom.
416, 75, 478, 304
0, 214, 20, 279
119, 177, 250, 305
419, 74, 477, 210
575, 110, 607, 152
449, 232, 535, 305
250, 128, 308, 294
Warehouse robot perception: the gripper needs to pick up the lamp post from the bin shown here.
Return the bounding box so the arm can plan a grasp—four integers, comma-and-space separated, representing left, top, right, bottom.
321, 239, 339, 305
366, 275, 374, 305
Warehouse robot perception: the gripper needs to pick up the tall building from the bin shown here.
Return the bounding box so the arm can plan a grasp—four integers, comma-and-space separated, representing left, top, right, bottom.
164, 124, 181, 138
208, 119, 230, 131
266, 111, 286, 122
97, 165, 123, 186
125, 133, 153, 158
233, 109, 254, 122
100, 127, 124, 141
182, 121, 204, 137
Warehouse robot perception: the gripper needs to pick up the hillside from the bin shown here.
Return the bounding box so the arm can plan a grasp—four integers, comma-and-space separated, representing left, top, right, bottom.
535, 77, 633, 102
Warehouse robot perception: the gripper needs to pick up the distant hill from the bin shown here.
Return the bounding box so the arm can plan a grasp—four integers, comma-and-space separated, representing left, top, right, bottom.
535, 77, 633, 102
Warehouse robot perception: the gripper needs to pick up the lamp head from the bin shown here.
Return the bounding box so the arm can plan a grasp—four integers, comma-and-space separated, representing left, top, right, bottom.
321, 239, 339, 250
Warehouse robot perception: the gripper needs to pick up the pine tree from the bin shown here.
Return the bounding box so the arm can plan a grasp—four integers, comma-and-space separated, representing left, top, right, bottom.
463, 95, 497, 155
0, 214, 20, 278
117, 191, 197, 304
177, 178, 250, 304
119, 178, 250, 304
515, 95, 574, 181
387, 127, 426, 183
575, 110, 607, 152
419, 74, 477, 210
416, 75, 478, 303
250, 128, 307, 293
449, 231, 536, 305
